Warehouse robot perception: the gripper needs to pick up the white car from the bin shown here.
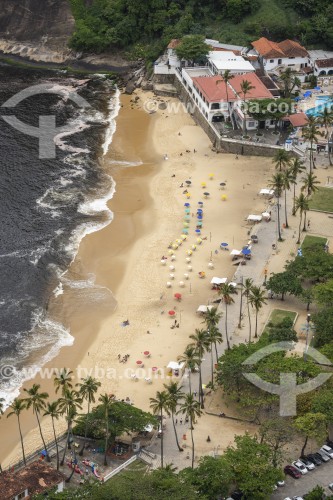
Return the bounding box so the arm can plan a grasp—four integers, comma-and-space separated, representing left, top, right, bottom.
318, 449, 330, 462
298, 457, 315, 471
329, 483, 333, 491
292, 460, 308, 474
277, 480, 285, 487
293, 497, 304, 500
321, 444, 333, 458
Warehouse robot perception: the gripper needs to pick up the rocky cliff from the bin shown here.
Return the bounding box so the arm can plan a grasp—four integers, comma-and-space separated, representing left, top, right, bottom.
0, 0, 75, 63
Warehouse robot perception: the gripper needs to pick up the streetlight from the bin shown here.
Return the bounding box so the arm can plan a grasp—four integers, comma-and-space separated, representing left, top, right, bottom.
304, 313, 311, 361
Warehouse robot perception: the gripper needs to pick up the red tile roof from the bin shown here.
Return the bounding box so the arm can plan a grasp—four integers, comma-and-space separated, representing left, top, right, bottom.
230, 73, 274, 99
192, 75, 237, 103
252, 38, 285, 59
284, 112, 308, 127
252, 37, 308, 59
316, 58, 333, 68
167, 39, 180, 49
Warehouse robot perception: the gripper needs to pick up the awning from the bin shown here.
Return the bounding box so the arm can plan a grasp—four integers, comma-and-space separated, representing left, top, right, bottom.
247, 214, 262, 222
210, 277, 228, 285
259, 188, 274, 196
197, 305, 214, 313
230, 249, 241, 256
167, 361, 185, 370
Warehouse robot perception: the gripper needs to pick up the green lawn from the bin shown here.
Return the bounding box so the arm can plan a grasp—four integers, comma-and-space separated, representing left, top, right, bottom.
263, 309, 297, 335
309, 187, 333, 213
301, 235, 328, 252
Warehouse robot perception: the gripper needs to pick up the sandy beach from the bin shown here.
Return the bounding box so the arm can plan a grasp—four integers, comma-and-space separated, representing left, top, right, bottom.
0, 90, 278, 468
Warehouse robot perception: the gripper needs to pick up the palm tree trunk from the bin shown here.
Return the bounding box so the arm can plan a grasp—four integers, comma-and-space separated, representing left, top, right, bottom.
61, 423, 71, 466
67, 428, 78, 482
79, 401, 89, 456
303, 210, 307, 232
160, 409, 164, 468
210, 348, 214, 387
328, 140, 332, 166
277, 197, 282, 241
293, 183, 296, 216
190, 416, 195, 469
247, 298, 252, 344
17, 415, 26, 466
171, 411, 183, 451
199, 366, 204, 409
104, 418, 108, 466
310, 141, 314, 174
243, 99, 247, 135
254, 310, 258, 338
214, 341, 218, 364
297, 211, 303, 244
284, 189, 289, 228
36, 411, 50, 462
188, 371, 192, 395
51, 417, 60, 471
225, 303, 230, 350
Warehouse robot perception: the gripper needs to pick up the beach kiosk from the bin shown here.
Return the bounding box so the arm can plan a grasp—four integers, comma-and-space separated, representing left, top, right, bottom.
167, 361, 185, 377
196, 305, 214, 314
259, 188, 274, 198
247, 214, 262, 224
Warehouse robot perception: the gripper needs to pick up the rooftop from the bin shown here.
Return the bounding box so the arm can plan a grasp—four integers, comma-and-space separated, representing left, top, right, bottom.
230, 72, 274, 99
167, 39, 180, 49
192, 75, 237, 103
308, 49, 333, 61
0, 461, 65, 499
316, 58, 333, 68
284, 112, 309, 127
208, 51, 254, 71
252, 37, 308, 59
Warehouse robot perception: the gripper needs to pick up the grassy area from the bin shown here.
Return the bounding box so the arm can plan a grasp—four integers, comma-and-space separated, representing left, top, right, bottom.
263, 309, 297, 335
309, 187, 333, 213
301, 235, 328, 252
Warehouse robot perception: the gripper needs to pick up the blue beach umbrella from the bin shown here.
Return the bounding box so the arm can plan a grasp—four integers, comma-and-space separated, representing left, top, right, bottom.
198, 201, 203, 206
242, 248, 251, 256
195, 229, 201, 234
184, 203, 190, 207
220, 242, 228, 248
197, 215, 203, 220
197, 208, 203, 213
314, 86, 321, 91
196, 221, 203, 227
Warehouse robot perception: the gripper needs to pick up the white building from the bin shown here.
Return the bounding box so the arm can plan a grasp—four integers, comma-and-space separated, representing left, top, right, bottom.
252, 37, 310, 72
308, 50, 333, 77
207, 51, 254, 75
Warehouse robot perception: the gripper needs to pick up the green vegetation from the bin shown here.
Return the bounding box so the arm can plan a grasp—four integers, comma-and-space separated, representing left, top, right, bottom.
302, 234, 328, 250
68, 0, 333, 60
266, 308, 297, 327
309, 187, 333, 213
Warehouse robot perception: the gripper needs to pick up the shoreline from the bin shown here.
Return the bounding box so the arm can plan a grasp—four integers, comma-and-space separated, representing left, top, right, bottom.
0, 91, 275, 468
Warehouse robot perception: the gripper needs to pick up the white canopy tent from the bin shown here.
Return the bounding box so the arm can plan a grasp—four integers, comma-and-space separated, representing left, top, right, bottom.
197, 305, 214, 313
210, 277, 228, 285
259, 188, 274, 196
230, 249, 241, 256
167, 361, 185, 376
247, 214, 262, 222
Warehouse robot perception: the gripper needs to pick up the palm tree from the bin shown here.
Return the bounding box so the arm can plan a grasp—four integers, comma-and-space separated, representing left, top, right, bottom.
269, 172, 284, 241
218, 283, 236, 350
217, 70, 234, 119
23, 384, 50, 461
150, 391, 170, 468
98, 393, 114, 466
295, 193, 309, 244
282, 167, 294, 228
189, 329, 210, 408
177, 345, 200, 395
44, 401, 61, 470
279, 68, 300, 98
289, 158, 306, 215
249, 286, 267, 338
163, 381, 184, 452
243, 278, 254, 344
273, 149, 291, 172
318, 107, 333, 166
206, 325, 223, 385
202, 306, 223, 361
240, 79, 255, 134
302, 116, 323, 174
76, 376, 101, 456
178, 394, 202, 468
54, 368, 73, 396
7, 399, 27, 465
301, 172, 320, 197
58, 389, 82, 466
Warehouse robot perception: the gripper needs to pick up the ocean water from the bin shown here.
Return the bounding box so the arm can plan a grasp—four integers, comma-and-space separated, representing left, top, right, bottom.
0, 65, 120, 407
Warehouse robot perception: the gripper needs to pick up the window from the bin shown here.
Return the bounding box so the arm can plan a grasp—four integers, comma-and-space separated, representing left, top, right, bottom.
270, 59, 274, 63
278, 59, 282, 65
211, 103, 220, 110
248, 121, 255, 127
16, 492, 27, 500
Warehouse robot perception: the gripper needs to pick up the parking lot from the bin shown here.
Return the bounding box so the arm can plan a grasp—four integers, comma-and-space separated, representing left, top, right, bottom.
271, 456, 333, 499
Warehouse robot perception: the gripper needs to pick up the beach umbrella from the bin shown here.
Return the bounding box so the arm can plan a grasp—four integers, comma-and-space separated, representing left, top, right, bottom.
220, 242, 228, 248
181, 234, 187, 240
166, 282, 172, 288
186, 193, 191, 199
197, 238, 202, 244
186, 257, 191, 263
174, 293, 182, 300
201, 182, 206, 188
197, 208, 203, 213
169, 273, 175, 279
204, 192, 210, 198
209, 173, 214, 179
171, 255, 176, 261
184, 202, 190, 207
172, 244, 178, 250
179, 281, 185, 287
221, 195, 227, 201
168, 310, 176, 316
187, 250, 192, 256
220, 182, 226, 187
184, 273, 189, 279
185, 208, 190, 214
184, 215, 190, 220
152, 366, 158, 372
208, 262, 214, 269
176, 239, 182, 244
185, 180, 191, 185
196, 221, 203, 227
144, 351, 150, 357
314, 86, 321, 91
187, 265, 192, 271
182, 229, 189, 234
192, 245, 197, 250
184, 223, 189, 228
169, 265, 175, 271
136, 360, 143, 365
168, 250, 174, 255
161, 259, 167, 265
242, 248, 251, 256
198, 201, 203, 206
195, 229, 201, 235
197, 215, 203, 220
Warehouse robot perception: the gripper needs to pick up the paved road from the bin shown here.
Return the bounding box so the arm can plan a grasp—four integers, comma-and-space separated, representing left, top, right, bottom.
272, 457, 333, 499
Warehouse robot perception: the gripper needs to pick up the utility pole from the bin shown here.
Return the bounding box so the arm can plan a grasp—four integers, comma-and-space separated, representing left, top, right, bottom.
238, 276, 243, 329
304, 313, 311, 361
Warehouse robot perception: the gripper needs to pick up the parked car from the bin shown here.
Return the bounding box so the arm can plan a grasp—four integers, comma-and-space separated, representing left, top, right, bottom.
306, 454, 322, 466
284, 465, 302, 479
298, 457, 315, 471
313, 452, 326, 463
321, 444, 333, 458
328, 483, 333, 491
277, 480, 285, 487
292, 497, 304, 500
292, 460, 308, 474
318, 449, 331, 462
326, 439, 333, 448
